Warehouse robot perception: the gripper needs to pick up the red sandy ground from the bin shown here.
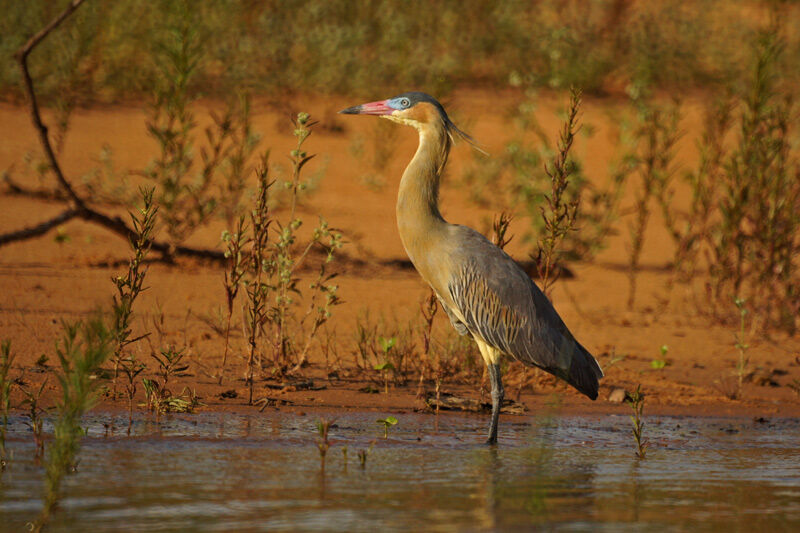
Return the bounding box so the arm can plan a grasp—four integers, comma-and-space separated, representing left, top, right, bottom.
1, 89, 799, 420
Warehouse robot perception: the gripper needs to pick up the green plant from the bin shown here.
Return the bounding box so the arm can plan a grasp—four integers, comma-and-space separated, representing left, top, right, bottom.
140, 2, 259, 253
491, 212, 514, 250
461, 88, 622, 267
111, 187, 158, 398
625, 94, 681, 309
651, 345, 670, 370
734, 298, 750, 399
291, 218, 343, 373
626, 385, 648, 459
216, 94, 261, 230
713, 25, 799, 332
4, 1, 780, 103
535, 87, 582, 297
376, 337, 397, 394
357, 441, 375, 469
244, 157, 273, 405
377, 415, 398, 439
416, 289, 439, 398
33, 314, 113, 531
271, 113, 342, 372
659, 20, 800, 333
118, 355, 145, 432
219, 216, 249, 385
316, 418, 333, 470
20, 379, 48, 460
0, 340, 13, 467
53, 226, 70, 244
659, 96, 734, 287
143, 347, 192, 416
238, 115, 343, 400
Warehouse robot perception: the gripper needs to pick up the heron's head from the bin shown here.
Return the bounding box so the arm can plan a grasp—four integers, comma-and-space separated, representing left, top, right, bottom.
340, 91, 484, 152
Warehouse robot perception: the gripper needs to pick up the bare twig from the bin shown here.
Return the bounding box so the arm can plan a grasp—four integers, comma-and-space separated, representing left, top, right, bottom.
14, 0, 88, 210
0, 209, 79, 246
2, 0, 224, 261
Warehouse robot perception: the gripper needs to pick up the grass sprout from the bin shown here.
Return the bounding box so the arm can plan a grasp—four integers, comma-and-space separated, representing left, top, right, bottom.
626, 385, 649, 459
316, 418, 334, 471
20, 379, 48, 460
0, 340, 13, 467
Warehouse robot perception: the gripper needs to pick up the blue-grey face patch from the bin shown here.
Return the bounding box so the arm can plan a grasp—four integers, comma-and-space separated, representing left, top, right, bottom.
387, 96, 412, 110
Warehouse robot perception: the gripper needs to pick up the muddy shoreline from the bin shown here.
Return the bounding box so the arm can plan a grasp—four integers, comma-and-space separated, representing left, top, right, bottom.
2, 92, 799, 424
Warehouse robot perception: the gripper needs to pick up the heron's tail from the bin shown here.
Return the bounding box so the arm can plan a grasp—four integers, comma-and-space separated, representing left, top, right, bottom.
566, 342, 603, 400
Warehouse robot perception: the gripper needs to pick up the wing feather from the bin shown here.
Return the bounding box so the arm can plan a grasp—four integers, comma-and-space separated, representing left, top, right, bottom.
444, 226, 603, 399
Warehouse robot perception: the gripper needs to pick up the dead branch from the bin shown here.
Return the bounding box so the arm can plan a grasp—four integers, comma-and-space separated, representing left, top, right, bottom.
14, 0, 87, 210
0, 209, 79, 246
1, 0, 224, 261
3, 173, 67, 202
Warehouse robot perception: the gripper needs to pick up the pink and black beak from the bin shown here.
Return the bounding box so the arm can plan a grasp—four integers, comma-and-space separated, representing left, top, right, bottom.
339, 99, 394, 116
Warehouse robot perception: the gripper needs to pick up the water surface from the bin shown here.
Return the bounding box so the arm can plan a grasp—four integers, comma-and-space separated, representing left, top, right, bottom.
1, 411, 799, 531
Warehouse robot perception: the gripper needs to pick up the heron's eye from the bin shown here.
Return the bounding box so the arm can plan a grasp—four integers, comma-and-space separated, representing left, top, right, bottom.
400, 98, 410, 108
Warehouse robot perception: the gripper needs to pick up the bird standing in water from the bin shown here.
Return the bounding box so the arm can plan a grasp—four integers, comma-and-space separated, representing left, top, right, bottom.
340, 92, 602, 444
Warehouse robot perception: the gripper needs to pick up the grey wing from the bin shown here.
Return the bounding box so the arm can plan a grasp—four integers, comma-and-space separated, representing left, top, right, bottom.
445, 227, 603, 399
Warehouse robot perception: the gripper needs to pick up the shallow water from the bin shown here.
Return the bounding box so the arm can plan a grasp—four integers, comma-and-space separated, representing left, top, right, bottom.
1, 410, 799, 531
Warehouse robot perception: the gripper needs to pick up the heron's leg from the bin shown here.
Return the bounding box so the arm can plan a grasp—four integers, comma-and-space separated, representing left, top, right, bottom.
486, 362, 504, 445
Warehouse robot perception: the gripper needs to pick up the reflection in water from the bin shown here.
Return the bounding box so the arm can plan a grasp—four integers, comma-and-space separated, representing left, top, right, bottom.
1, 412, 799, 531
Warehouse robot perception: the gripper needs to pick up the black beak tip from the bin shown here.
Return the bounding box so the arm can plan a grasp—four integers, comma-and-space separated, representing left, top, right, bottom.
339, 105, 361, 115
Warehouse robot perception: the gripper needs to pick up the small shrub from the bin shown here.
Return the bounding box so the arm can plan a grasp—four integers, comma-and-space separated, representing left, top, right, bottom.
218, 216, 249, 385
34, 314, 113, 530
734, 298, 751, 399
535, 87, 582, 297
625, 94, 681, 309
660, 22, 800, 333
143, 347, 192, 416
461, 88, 624, 269
110, 187, 158, 399
236, 115, 343, 405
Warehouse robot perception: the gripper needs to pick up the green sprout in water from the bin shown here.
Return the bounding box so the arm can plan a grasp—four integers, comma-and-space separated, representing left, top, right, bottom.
21, 379, 48, 460
316, 418, 333, 471
626, 385, 648, 459
0, 340, 14, 469
357, 441, 375, 469
377, 415, 398, 439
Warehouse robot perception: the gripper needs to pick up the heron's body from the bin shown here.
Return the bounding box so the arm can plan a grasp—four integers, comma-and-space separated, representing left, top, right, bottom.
342, 92, 602, 443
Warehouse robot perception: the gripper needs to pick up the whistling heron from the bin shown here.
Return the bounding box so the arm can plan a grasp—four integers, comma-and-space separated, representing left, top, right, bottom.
341, 92, 602, 444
